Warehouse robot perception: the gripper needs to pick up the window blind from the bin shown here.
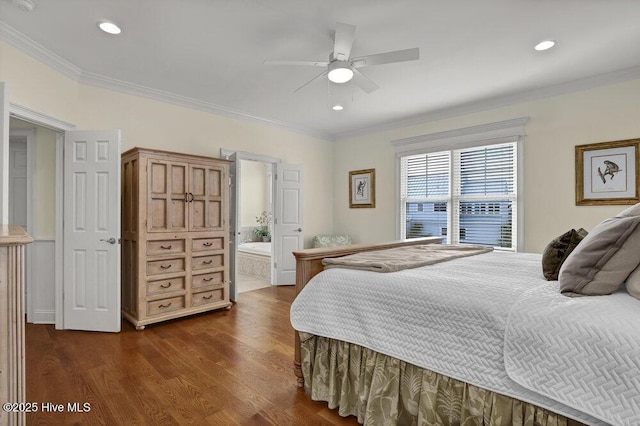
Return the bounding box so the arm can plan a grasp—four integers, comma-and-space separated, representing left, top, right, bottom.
400, 142, 517, 250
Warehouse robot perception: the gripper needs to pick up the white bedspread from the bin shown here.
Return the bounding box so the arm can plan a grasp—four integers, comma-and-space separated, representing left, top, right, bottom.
290, 251, 640, 425
505, 284, 640, 426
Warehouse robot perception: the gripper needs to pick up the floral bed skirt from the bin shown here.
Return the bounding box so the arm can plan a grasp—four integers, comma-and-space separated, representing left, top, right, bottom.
299, 332, 585, 426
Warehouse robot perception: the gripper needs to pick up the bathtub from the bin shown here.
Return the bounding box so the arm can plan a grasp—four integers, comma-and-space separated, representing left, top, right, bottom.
238, 241, 272, 256
237, 242, 272, 281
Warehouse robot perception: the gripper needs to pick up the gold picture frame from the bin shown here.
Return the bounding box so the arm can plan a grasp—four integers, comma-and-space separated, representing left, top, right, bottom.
575, 138, 640, 205
349, 168, 375, 208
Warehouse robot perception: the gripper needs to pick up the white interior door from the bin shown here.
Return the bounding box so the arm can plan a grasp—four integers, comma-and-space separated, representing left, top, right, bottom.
63, 130, 121, 332
227, 152, 240, 302
274, 163, 303, 285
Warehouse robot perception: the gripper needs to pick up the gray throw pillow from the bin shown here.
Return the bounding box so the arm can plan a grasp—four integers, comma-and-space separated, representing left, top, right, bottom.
559, 203, 640, 296
541, 228, 588, 281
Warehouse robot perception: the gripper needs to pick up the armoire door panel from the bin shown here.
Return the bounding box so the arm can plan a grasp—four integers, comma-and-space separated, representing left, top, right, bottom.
150, 198, 167, 230
148, 159, 188, 232
170, 164, 186, 195
150, 162, 167, 194
170, 199, 187, 229
208, 200, 222, 229
191, 200, 205, 230
191, 166, 205, 196
208, 168, 222, 197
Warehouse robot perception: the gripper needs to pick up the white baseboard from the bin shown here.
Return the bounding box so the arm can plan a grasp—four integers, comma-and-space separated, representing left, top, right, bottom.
30, 310, 55, 324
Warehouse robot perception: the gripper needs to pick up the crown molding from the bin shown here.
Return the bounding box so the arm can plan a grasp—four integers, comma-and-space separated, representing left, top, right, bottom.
0, 21, 332, 141
3, 20, 639, 143
335, 65, 640, 141
79, 71, 333, 141
0, 21, 82, 81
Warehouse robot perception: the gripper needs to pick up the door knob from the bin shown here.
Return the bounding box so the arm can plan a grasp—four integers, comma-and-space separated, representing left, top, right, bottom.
295, 228, 303, 232
100, 237, 117, 244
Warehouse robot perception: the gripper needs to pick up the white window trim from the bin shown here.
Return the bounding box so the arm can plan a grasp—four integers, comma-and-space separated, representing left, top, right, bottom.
392, 117, 528, 251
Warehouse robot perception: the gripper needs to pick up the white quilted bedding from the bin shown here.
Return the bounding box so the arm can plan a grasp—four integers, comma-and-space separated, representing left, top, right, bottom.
290, 251, 640, 425
505, 283, 640, 426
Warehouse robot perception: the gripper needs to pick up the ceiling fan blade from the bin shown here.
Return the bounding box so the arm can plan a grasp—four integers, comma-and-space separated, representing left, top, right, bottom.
333, 22, 357, 61
352, 68, 379, 93
294, 70, 328, 93
263, 60, 329, 67
352, 47, 420, 68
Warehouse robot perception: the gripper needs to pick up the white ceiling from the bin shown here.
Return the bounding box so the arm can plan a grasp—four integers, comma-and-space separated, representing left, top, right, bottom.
1, 0, 640, 140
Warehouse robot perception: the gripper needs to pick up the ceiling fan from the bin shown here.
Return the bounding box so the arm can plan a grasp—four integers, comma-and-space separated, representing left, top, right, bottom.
264, 22, 420, 94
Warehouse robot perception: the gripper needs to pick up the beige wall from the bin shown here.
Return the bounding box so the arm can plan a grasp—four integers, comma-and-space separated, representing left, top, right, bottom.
333, 78, 640, 252
33, 126, 56, 238
1, 41, 334, 246
240, 159, 269, 227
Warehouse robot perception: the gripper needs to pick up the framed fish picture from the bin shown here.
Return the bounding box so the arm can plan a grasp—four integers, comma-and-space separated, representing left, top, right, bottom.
349, 169, 375, 208
575, 138, 640, 205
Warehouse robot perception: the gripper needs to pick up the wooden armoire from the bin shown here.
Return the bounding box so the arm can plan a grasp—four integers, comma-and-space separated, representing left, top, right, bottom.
121, 148, 232, 330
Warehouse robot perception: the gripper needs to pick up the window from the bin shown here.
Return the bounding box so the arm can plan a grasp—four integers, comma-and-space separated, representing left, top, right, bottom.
400, 142, 517, 250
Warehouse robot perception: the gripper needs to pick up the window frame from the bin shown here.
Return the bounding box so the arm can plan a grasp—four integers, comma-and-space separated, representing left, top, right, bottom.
392, 117, 528, 252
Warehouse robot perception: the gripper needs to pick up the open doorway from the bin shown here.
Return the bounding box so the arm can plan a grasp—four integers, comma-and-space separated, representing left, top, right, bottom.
9, 117, 58, 324
236, 158, 273, 293
221, 149, 304, 302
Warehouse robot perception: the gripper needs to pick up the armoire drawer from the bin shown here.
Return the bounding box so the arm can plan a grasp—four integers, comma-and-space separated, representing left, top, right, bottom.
192, 254, 223, 270
192, 271, 224, 289
193, 237, 224, 252
147, 277, 186, 296
147, 296, 185, 316
147, 239, 186, 256
192, 288, 224, 307
147, 258, 185, 275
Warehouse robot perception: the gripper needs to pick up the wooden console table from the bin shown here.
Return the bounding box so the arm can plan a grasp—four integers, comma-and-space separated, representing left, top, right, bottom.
0, 225, 33, 426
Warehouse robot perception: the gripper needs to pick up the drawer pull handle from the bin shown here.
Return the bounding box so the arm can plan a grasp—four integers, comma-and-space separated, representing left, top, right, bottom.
203, 242, 213, 247
160, 264, 172, 269
160, 282, 172, 289
160, 245, 172, 249
203, 295, 213, 300
202, 260, 213, 265
203, 277, 213, 282
158, 302, 172, 308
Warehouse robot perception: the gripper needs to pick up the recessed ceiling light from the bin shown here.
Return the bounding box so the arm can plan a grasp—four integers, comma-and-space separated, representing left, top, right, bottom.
534, 40, 555, 51
332, 105, 344, 111
98, 20, 122, 35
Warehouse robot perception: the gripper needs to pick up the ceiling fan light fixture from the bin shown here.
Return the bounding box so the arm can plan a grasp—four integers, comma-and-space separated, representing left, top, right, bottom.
98, 20, 122, 35
328, 60, 354, 83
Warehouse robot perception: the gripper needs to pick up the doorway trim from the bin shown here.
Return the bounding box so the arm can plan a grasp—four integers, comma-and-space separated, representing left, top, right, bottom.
220, 149, 281, 299
5, 99, 75, 329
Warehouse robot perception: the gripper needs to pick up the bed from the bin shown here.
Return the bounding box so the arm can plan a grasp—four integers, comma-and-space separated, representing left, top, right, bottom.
290, 204, 640, 426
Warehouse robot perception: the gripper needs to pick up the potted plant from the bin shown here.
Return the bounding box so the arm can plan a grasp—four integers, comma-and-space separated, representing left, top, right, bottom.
254, 210, 272, 242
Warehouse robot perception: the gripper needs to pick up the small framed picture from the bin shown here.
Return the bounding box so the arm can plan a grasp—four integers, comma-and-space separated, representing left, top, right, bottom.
575, 138, 639, 205
349, 169, 375, 208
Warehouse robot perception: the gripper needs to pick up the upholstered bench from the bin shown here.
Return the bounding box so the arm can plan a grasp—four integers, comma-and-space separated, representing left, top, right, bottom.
311, 234, 352, 248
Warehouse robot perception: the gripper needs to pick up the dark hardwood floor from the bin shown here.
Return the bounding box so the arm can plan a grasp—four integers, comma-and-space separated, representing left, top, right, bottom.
26, 286, 359, 425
